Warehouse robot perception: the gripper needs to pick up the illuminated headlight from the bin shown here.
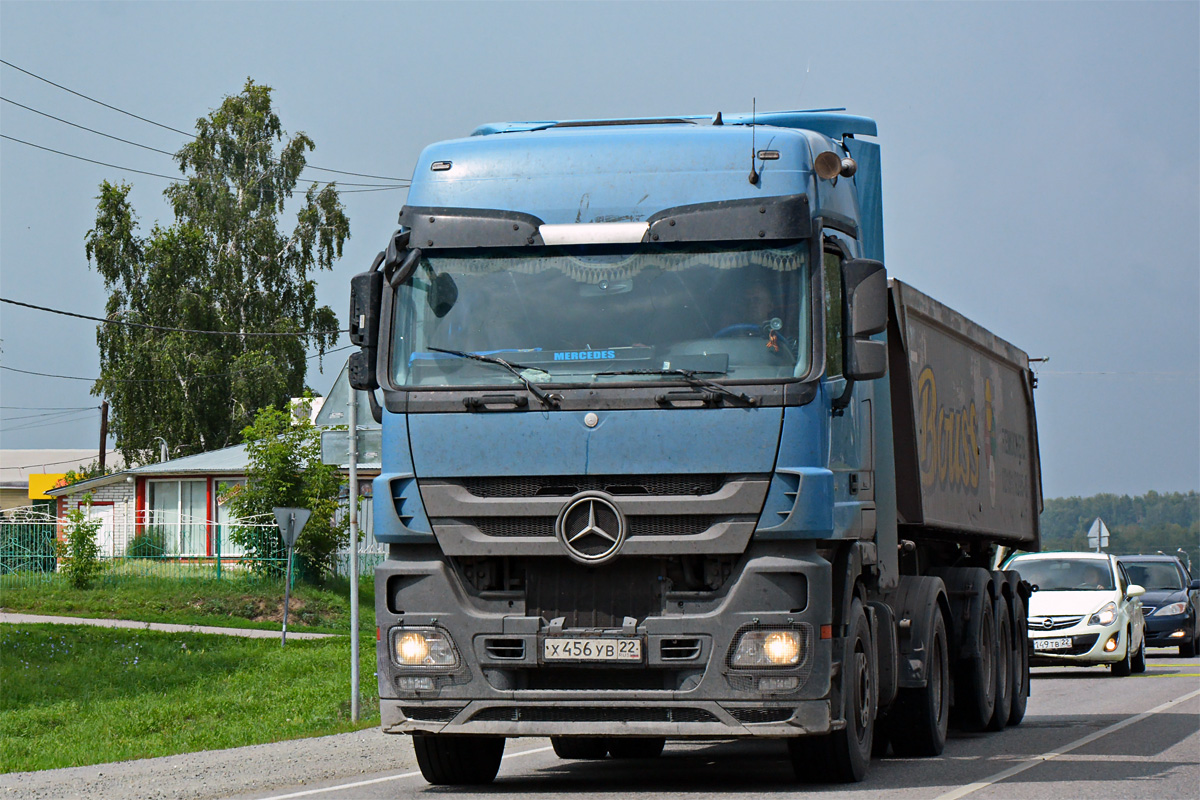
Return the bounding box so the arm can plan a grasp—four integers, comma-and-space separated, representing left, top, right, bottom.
1089, 602, 1117, 627
1154, 602, 1187, 616
731, 630, 802, 667
392, 627, 458, 668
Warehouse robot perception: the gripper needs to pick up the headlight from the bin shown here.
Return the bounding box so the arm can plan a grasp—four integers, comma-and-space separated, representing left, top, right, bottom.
1088, 602, 1117, 627
1154, 602, 1188, 616
392, 627, 458, 668
731, 629, 803, 667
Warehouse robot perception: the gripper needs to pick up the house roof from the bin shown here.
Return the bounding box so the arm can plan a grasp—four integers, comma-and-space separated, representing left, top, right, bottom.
46, 444, 250, 497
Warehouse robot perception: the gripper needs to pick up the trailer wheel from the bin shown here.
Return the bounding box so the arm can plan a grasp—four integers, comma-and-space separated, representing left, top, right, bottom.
889, 608, 950, 757
987, 596, 1012, 731
607, 738, 665, 759
1007, 589, 1030, 726
789, 598, 875, 783
412, 734, 505, 785
551, 737, 609, 760
954, 597, 997, 731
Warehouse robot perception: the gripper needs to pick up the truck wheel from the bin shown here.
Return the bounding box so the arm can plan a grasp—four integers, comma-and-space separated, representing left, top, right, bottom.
1132, 633, 1147, 674
607, 738, 665, 759
889, 608, 949, 757
551, 737, 609, 760
1111, 629, 1133, 677
987, 596, 1012, 731
789, 598, 875, 783
954, 597, 997, 731
412, 734, 505, 785
1007, 589, 1030, 726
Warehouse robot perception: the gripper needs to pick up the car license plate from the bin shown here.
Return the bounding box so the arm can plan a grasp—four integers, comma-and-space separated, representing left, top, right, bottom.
1033, 637, 1072, 651
544, 638, 642, 662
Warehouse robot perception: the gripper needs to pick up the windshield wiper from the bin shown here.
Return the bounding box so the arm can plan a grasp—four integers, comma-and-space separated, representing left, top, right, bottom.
428, 346, 560, 409
595, 368, 756, 406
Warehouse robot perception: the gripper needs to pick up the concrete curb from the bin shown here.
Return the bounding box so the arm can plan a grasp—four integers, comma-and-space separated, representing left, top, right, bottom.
0, 612, 340, 639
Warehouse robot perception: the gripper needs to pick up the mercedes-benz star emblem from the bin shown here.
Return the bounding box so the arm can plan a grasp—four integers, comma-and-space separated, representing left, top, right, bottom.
555, 493, 626, 565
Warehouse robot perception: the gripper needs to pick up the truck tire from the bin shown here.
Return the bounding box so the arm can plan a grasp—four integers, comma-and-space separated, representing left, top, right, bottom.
551, 737, 610, 759
1007, 589, 1030, 726
412, 734, 505, 785
986, 596, 1012, 732
954, 598, 997, 731
607, 738, 665, 759
888, 607, 950, 757
789, 598, 875, 783
1112, 628, 1134, 676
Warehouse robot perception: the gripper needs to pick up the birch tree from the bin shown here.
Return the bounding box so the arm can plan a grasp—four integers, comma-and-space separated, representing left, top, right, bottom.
85, 80, 347, 464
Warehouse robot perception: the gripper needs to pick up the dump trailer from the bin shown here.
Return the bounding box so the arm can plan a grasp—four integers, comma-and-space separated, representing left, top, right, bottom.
347, 110, 1042, 784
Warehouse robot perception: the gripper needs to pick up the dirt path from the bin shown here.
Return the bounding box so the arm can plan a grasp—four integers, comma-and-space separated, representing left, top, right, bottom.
0, 613, 337, 639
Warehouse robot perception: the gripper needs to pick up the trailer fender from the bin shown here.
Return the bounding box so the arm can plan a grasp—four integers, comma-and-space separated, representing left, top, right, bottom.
931, 567, 994, 661
877, 575, 948, 689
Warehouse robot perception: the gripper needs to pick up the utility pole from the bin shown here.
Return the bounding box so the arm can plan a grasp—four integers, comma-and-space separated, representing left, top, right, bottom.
98, 401, 109, 471
348, 387, 360, 722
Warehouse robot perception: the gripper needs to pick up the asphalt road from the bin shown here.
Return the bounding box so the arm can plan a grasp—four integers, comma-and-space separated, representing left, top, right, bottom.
226, 651, 1200, 800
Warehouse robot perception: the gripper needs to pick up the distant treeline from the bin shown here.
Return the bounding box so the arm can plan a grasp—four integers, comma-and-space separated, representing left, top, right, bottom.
1039, 491, 1199, 573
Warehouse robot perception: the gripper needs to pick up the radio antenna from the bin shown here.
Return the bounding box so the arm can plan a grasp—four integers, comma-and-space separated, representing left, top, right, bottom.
748, 98, 759, 185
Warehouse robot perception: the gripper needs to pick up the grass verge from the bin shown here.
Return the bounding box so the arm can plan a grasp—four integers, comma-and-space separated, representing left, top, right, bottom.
0, 571, 374, 633
0, 623, 380, 773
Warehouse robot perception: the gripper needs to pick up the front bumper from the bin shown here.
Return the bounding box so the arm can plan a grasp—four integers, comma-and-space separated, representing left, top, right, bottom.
1028, 621, 1127, 666
1143, 614, 1194, 648
375, 543, 836, 738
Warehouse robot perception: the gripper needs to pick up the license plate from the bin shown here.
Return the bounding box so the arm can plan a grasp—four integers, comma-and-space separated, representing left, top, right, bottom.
544, 638, 642, 662
1033, 637, 1072, 651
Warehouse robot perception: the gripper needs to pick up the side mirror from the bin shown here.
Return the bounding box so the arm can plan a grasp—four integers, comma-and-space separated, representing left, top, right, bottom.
1127, 584, 1146, 599
1190, 579, 1200, 591
348, 255, 384, 392
843, 258, 887, 381
427, 272, 459, 318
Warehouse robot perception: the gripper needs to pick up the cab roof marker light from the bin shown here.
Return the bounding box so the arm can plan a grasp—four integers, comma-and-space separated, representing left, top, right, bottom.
538, 222, 649, 246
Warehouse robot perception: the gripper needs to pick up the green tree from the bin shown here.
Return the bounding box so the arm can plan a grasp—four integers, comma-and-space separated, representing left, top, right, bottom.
85, 79, 348, 465
226, 404, 346, 580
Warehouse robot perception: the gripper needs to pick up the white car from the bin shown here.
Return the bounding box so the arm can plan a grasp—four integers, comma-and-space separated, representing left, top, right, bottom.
1006, 552, 1147, 676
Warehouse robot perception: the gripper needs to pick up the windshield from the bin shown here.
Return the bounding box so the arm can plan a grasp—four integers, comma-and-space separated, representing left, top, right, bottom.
1013, 558, 1115, 591
1121, 562, 1185, 591
389, 242, 811, 388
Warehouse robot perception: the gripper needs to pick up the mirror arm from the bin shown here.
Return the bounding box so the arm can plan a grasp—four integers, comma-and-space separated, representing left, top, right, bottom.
367, 389, 383, 425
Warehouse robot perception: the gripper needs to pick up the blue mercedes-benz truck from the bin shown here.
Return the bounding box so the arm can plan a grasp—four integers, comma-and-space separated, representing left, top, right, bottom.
347, 111, 1043, 784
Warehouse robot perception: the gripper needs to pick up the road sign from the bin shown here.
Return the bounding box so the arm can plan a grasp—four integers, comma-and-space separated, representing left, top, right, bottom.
1087, 517, 1110, 551
273, 507, 312, 549
320, 428, 382, 468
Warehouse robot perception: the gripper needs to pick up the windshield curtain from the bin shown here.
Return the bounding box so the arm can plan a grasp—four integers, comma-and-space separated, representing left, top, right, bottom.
389, 241, 811, 388
1016, 559, 1116, 592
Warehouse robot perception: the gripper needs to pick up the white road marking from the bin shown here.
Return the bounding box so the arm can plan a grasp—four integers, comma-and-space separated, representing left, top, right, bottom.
933, 687, 1200, 800
254, 745, 554, 800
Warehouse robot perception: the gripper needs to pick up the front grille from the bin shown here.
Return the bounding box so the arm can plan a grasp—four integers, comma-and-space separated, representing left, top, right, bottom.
469, 515, 720, 539
461, 474, 727, 498
660, 638, 702, 660
1141, 606, 1156, 616
401, 706, 464, 722
522, 668, 681, 691
728, 708, 794, 724
469, 706, 719, 723
1028, 615, 1084, 631
526, 559, 661, 627
484, 639, 526, 659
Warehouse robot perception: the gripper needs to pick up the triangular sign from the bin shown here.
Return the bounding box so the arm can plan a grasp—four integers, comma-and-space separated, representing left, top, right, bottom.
273, 507, 312, 549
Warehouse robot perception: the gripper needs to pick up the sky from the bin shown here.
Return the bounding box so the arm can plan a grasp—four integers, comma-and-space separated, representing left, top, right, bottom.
0, 1, 1197, 499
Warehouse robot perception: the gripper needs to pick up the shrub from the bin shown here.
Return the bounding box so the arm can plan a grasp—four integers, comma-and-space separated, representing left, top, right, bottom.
58, 498, 103, 589
126, 527, 167, 559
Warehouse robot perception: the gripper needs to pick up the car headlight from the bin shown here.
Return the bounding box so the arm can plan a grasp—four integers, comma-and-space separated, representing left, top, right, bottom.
392, 627, 458, 668
730, 629, 803, 667
1154, 602, 1188, 616
1088, 602, 1117, 627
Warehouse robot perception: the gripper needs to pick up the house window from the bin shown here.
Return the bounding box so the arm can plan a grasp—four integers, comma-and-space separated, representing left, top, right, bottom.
214, 478, 247, 557
147, 479, 207, 556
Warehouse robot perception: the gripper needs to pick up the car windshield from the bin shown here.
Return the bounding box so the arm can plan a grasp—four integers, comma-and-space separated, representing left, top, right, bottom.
389, 241, 811, 388
1014, 559, 1115, 591
1121, 562, 1185, 591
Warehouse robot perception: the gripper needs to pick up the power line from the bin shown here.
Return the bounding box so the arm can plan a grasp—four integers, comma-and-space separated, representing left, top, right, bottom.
1, 407, 100, 421
0, 58, 411, 182
2, 96, 174, 155
3, 451, 120, 472
0, 410, 97, 434
0, 344, 355, 384
1, 297, 348, 337
0, 132, 407, 190
0, 406, 98, 410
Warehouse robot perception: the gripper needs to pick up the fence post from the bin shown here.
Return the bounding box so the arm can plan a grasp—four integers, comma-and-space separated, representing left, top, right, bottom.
215, 523, 222, 580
